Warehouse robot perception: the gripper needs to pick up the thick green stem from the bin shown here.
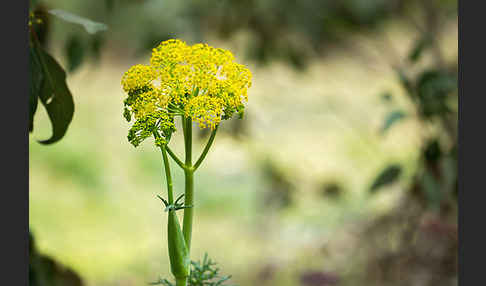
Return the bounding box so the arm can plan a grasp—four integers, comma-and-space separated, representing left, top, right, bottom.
176, 277, 188, 286
176, 116, 218, 282
158, 132, 189, 286
183, 117, 193, 166
182, 117, 194, 251
183, 168, 194, 250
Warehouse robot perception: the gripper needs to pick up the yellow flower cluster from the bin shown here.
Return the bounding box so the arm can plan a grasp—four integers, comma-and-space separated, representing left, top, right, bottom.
121, 39, 252, 141
121, 64, 158, 94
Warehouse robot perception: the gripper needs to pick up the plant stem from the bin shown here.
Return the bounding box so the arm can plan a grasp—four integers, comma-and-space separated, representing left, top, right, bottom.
176, 277, 188, 286
193, 125, 218, 171
182, 117, 194, 251
160, 145, 174, 204
177, 116, 218, 284
160, 140, 189, 286
184, 117, 193, 166
183, 168, 194, 250
166, 145, 186, 170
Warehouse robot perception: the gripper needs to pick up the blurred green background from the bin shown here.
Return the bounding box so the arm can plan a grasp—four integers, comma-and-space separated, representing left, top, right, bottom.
29, 0, 458, 285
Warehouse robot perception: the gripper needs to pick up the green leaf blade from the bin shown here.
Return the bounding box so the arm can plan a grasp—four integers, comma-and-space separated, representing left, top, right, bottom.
29, 46, 44, 132
34, 47, 75, 144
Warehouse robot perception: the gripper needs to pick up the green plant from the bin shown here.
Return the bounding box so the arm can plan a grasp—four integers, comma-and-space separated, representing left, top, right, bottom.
121, 39, 251, 286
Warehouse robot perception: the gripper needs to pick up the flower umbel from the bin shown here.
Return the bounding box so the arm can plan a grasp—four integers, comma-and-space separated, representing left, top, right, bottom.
121, 39, 252, 147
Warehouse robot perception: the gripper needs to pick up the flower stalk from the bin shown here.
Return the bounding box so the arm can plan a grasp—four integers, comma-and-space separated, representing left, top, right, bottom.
182, 116, 194, 251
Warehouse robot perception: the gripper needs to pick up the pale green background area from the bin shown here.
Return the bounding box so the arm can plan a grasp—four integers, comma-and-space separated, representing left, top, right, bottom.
29, 16, 457, 286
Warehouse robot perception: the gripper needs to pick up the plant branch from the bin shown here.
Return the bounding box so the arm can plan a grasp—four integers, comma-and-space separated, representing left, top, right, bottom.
166, 145, 186, 170
160, 147, 174, 204
193, 125, 219, 171
154, 131, 174, 203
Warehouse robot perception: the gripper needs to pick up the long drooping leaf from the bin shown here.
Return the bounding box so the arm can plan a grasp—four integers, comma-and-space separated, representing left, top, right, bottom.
33, 46, 75, 144
48, 9, 108, 34
29, 46, 43, 132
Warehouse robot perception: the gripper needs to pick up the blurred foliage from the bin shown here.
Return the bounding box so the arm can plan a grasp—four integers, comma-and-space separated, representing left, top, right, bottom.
415, 70, 457, 118
380, 110, 407, 134
260, 159, 295, 210
187, 0, 396, 67
29, 1, 108, 144
362, 0, 458, 284
320, 181, 345, 201
40, 0, 457, 69
408, 35, 432, 63
371, 0, 458, 205
299, 271, 339, 286
369, 164, 402, 193
30, 231, 84, 286
360, 200, 457, 286
65, 35, 85, 72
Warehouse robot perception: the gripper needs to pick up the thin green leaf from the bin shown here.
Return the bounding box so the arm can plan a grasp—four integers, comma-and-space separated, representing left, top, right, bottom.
33, 46, 75, 144
381, 110, 407, 134
48, 9, 108, 34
